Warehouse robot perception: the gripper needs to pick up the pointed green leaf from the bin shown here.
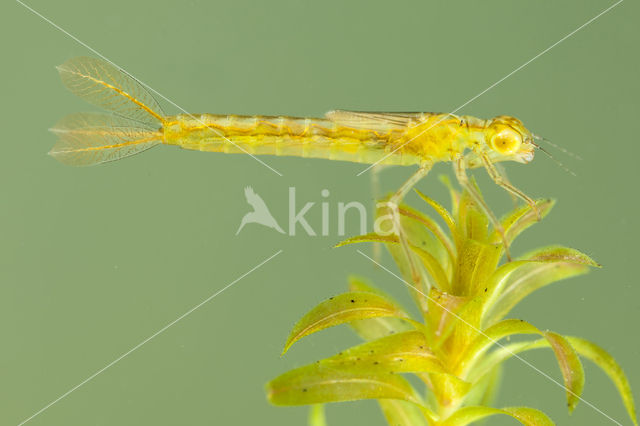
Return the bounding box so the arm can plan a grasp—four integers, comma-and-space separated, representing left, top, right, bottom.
266, 363, 422, 406
413, 189, 457, 262
469, 339, 548, 384
500, 407, 555, 426
378, 399, 431, 426
439, 174, 461, 218
373, 198, 446, 261
526, 246, 600, 266
483, 246, 598, 326
323, 331, 446, 375
347, 276, 414, 341
337, 202, 451, 267
282, 292, 409, 354
399, 204, 455, 270
382, 201, 452, 290
454, 319, 584, 411
385, 240, 431, 312
441, 405, 554, 426
335, 233, 397, 247
567, 337, 637, 425
458, 319, 541, 378
490, 199, 555, 245
339, 224, 447, 309
348, 317, 414, 342
472, 335, 637, 425
308, 404, 327, 426
411, 244, 451, 292
458, 319, 584, 413
544, 331, 585, 413
347, 275, 405, 306
481, 259, 531, 324
414, 188, 456, 235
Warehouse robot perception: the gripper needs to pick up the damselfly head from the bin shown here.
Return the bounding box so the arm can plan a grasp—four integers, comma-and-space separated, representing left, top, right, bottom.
485, 116, 535, 164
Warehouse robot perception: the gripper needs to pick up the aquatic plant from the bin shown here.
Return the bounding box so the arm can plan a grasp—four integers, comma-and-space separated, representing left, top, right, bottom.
266, 179, 636, 425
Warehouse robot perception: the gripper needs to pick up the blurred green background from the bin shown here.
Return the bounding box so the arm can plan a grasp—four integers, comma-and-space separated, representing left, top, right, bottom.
2, 0, 638, 424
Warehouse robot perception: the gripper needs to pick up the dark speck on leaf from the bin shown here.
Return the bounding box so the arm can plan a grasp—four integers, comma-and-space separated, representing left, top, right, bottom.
350, 299, 355, 303
373, 361, 379, 365
329, 297, 334, 300
303, 388, 307, 392
484, 287, 488, 292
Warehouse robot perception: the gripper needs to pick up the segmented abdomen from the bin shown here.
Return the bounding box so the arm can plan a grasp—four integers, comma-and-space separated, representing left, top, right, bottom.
161, 114, 422, 166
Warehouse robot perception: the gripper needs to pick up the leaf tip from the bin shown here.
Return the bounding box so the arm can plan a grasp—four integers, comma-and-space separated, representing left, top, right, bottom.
281, 339, 293, 356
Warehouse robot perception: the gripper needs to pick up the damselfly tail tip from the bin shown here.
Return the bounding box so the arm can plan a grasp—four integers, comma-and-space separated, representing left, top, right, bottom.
47, 149, 65, 161
47, 147, 65, 161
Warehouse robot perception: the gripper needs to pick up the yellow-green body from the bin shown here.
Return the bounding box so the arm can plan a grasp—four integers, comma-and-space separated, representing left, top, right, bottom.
161, 113, 488, 166
50, 57, 535, 170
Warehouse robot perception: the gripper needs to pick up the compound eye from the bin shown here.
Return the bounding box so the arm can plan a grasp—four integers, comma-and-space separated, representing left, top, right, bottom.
490, 128, 522, 155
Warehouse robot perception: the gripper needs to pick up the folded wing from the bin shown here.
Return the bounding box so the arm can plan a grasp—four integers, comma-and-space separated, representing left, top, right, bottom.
49, 112, 161, 166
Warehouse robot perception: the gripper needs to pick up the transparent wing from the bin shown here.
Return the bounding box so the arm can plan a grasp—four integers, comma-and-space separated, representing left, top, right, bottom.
49, 112, 161, 166
57, 57, 165, 127
325, 110, 431, 129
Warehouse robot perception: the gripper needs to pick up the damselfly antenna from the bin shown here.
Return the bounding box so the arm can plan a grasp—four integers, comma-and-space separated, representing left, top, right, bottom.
532, 133, 582, 160
531, 139, 577, 177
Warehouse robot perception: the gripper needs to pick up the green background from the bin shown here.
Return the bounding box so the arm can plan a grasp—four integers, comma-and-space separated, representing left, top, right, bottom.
2, 0, 638, 424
